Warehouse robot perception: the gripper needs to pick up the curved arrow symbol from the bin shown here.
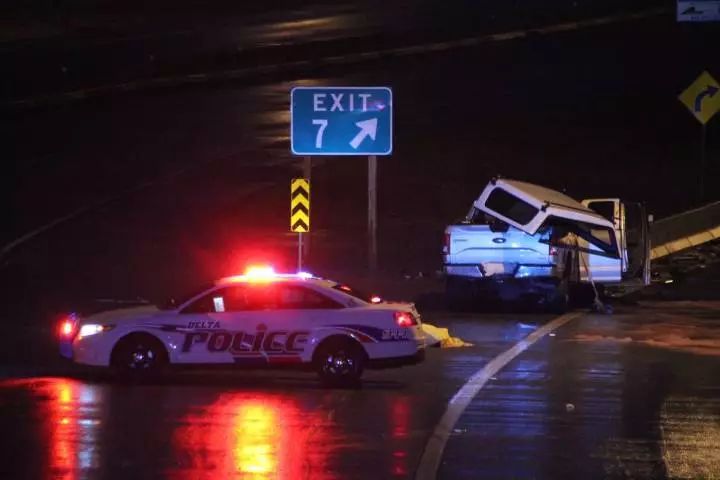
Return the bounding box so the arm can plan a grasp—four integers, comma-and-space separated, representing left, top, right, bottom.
694, 85, 719, 112
349, 118, 377, 149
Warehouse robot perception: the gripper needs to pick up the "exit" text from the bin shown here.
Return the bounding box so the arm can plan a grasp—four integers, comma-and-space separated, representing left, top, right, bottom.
313, 93, 372, 112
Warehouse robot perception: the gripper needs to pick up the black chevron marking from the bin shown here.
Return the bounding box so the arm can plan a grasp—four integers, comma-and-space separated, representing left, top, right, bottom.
292, 220, 309, 231
291, 187, 309, 200
291, 203, 310, 216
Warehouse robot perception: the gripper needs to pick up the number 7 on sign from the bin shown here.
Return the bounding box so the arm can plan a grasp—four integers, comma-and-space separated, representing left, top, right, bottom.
312, 119, 328, 148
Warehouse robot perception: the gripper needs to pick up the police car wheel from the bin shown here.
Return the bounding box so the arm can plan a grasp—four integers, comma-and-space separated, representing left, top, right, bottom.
315, 340, 365, 387
111, 333, 168, 375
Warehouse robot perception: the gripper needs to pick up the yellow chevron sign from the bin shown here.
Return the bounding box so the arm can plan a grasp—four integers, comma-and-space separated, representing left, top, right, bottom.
291, 178, 310, 232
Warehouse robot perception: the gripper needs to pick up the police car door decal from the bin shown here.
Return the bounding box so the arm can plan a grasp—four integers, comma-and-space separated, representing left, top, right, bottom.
180, 284, 310, 364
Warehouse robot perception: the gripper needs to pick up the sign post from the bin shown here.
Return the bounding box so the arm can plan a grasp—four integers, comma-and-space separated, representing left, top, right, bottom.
290, 86, 393, 270
368, 155, 378, 271
679, 71, 720, 202
291, 178, 310, 270
303, 156, 312, 259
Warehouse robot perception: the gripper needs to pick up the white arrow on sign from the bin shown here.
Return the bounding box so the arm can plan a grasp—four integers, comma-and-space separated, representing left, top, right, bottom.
349, 118, 377, 149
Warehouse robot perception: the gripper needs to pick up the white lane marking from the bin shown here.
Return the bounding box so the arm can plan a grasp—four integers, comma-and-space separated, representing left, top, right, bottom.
415, 311, 584, 480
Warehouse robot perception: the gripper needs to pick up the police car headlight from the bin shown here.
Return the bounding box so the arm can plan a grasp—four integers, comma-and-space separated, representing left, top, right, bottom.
78, 324, 113, 339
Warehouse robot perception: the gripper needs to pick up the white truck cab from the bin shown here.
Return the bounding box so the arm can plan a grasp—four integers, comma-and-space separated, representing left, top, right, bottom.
443, 178, 650, 307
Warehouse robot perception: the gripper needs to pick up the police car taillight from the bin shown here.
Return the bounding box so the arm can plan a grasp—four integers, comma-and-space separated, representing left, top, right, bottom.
58, 315, 78, 339
395, 311, 417, 327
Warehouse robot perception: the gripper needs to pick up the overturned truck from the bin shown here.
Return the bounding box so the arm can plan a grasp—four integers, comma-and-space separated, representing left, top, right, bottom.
443, 178, 651, 309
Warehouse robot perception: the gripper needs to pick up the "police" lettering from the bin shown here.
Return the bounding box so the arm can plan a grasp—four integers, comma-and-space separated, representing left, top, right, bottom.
181, 327, 309, 354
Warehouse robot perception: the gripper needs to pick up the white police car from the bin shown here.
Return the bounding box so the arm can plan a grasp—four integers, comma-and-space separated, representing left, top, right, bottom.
58, 267, 425, 386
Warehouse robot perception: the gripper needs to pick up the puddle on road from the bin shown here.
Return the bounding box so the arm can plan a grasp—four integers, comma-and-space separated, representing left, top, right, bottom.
565, 301, 720, 357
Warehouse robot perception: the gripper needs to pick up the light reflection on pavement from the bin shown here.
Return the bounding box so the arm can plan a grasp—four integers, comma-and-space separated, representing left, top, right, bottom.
168, 393, 336, 480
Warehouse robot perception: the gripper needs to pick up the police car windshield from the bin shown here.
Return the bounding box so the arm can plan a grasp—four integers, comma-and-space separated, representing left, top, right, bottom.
331, 283, 371, 303
161, 282, 214, 310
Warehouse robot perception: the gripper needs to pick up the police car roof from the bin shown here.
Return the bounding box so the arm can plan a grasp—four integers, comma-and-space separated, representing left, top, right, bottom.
215, 272, 329, 287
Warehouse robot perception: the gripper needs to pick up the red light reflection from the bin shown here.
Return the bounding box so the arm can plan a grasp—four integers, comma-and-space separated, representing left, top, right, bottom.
389, 395, 411, 477
169, 394, 335, 480
50, 380, 77, 480
36, 378, 101, 480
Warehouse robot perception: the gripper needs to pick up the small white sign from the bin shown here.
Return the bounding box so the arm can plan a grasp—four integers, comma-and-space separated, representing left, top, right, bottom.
678, 0, 720, 21
212, 296, 225, 313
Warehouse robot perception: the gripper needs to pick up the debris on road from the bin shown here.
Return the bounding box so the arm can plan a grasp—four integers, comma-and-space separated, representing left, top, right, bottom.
422, 323, 473, 348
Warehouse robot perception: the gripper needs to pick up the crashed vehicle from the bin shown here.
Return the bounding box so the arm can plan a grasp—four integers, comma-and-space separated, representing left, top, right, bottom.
443, 178, 651, 308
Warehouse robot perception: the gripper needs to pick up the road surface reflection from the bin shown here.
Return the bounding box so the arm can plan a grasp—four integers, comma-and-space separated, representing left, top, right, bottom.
32, 378, 102, 480
168, 392, 337, 479
0, 374, 429, 479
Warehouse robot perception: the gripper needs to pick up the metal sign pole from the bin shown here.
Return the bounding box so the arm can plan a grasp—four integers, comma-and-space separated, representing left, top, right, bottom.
368, 155, 377, 271
298, 232, 303, 271
303, 156, 312, 259
700, 123, 707, 203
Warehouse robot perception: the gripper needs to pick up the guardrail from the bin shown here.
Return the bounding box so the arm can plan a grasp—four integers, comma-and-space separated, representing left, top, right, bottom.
650, 201, 720, 259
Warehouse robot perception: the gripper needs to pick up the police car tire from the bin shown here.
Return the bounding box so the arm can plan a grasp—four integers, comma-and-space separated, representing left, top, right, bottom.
314, 337, 366, 387
111, 333, 168, 376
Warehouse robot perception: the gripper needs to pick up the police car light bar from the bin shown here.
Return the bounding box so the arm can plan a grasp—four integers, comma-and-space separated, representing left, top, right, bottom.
244, 265, 276, 278
221, 266, 315, 284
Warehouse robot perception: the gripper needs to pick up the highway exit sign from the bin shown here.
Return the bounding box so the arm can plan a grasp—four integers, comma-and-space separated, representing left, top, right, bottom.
290, 87, 393, 156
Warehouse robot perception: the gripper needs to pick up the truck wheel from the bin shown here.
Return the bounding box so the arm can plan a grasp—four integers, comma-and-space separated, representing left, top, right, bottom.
314, 338, 365, 388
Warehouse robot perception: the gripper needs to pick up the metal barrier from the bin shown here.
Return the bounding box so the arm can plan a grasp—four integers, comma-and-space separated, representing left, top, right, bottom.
650, 201, 720, 259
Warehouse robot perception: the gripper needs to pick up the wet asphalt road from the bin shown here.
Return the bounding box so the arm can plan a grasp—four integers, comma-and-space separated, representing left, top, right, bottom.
0, 311, 544, 480
441, 301, 720, 479
2, 303, 720, 479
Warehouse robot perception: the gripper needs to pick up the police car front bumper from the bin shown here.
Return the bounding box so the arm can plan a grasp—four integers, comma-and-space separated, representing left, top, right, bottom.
59, 340, 73, 360
367, 348, 425, 369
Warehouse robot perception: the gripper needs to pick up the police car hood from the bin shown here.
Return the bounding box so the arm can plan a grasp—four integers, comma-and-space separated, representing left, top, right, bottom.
86, 305, 161, 324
